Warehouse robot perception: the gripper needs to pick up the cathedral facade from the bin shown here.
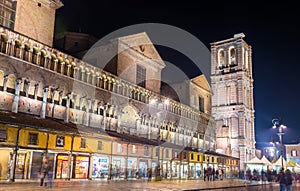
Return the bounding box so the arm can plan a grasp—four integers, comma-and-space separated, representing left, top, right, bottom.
0, 0, 245, 181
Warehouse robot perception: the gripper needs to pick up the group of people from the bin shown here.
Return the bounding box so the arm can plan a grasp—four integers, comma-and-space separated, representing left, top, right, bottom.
277, 168, 294, 191
203, 167, 224, 181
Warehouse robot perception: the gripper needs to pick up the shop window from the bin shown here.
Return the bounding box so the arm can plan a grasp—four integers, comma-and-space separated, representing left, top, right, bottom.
117, 143, 122, 153
0, 129, 7, 142
28, 132, 38, 145
132, 145, 136, 154
56, 136, 65, 147
144, 146, 149, 156
80, 138, 86, 148
97, 141, 103, 150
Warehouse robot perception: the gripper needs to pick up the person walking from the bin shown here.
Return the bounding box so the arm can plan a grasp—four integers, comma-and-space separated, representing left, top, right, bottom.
39, 160, 49, 187
47, 164, 53, 188
285, 169, 293, 191
277, 168, 286, 191
147, 168, 152, 181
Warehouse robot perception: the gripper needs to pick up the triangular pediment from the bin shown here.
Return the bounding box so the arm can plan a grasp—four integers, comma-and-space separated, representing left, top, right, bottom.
191, 74, 211, 92
118, 32, 166, 68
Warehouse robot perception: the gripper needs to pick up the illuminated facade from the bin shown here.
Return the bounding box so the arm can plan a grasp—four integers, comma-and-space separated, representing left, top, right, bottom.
211, 33, 256, 171
0, 0, 239, 181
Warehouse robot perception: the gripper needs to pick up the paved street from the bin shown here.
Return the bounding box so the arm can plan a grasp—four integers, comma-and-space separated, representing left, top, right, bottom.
1, 179, 299, 191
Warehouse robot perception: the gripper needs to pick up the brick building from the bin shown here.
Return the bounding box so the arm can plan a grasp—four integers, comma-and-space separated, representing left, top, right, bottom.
211, 33, 256, 170
0, 0, 241, 181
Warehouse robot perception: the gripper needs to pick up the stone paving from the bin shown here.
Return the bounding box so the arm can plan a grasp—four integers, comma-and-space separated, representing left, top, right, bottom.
0, 179, 300, 191
0, 178, 283, 191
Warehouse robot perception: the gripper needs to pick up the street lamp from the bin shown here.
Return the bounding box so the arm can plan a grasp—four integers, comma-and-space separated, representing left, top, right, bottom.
272, 118, 286, 168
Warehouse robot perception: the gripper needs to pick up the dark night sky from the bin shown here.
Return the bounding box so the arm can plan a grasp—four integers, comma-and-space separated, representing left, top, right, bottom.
55, 0, 300, 146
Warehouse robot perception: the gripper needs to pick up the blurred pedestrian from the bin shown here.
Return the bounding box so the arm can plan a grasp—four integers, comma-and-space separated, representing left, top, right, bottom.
285, 169, 293, 191
47, 164, 53, 188
277, 168, 286, 191
147, 168, 152, 181
39, 160, 49, 187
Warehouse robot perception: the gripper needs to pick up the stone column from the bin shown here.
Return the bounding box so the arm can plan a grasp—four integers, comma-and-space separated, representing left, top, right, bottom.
116, 108, 122, 133
91, 74, 96, 86
3, 75, 8, 92
11, 79, 22, 113
103, 105, 107, 130
24, 80, 30, 97
53, 60, 58, 72
40, 87, 49, 118
34, 82, 39, 100
60, 62, 65, 75
86, 72, 91, 84
66, 65, 72, 77
65, 93, 72, 123
81, 70, 86, 82
88, 153, 94, 180
79, 97, 85, 110
73, 67, 79, 79
85, 99, 91, 126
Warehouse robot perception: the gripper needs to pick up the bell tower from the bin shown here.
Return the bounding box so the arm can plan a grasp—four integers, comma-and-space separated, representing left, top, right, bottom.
210, 33, 255, 170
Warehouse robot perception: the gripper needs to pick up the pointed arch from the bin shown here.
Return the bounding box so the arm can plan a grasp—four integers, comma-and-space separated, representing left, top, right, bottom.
217, 48, 226, 68
228, 46, 236, 66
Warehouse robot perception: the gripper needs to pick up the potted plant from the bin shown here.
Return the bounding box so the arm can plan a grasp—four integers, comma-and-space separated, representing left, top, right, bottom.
0, 33, 8, 53
41, 49, 47, 57
0, 33, 8, 43
15, 39, 22, 48
24, 43, 30, 51
51, 53, 57, 62
33, 46, 39, 54
57, 56, 63, 64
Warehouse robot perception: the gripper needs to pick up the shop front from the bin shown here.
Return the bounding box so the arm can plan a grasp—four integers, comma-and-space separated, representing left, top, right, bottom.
30, 151, 55, 179
127, 157, 137, 178
0, 149, 13, 180
189, 162, 195, 178
74, 155, 89, 179
195, 163, 202, 178
55, 154, 70, 179
138, 159, 148, 179
171, 161, 180, 178
180, 162, 188, 179
111, 156, 126, 179
162, 160, 170, 178
91, 154, 109, 179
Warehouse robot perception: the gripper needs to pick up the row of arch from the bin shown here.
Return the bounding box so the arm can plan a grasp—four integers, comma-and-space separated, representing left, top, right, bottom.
0, 71, 216, 151
0, 29, 210, 125
217, 46, 249, 69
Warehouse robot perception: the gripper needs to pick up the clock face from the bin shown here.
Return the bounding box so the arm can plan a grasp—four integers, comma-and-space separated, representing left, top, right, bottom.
56, 136, 65, 147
